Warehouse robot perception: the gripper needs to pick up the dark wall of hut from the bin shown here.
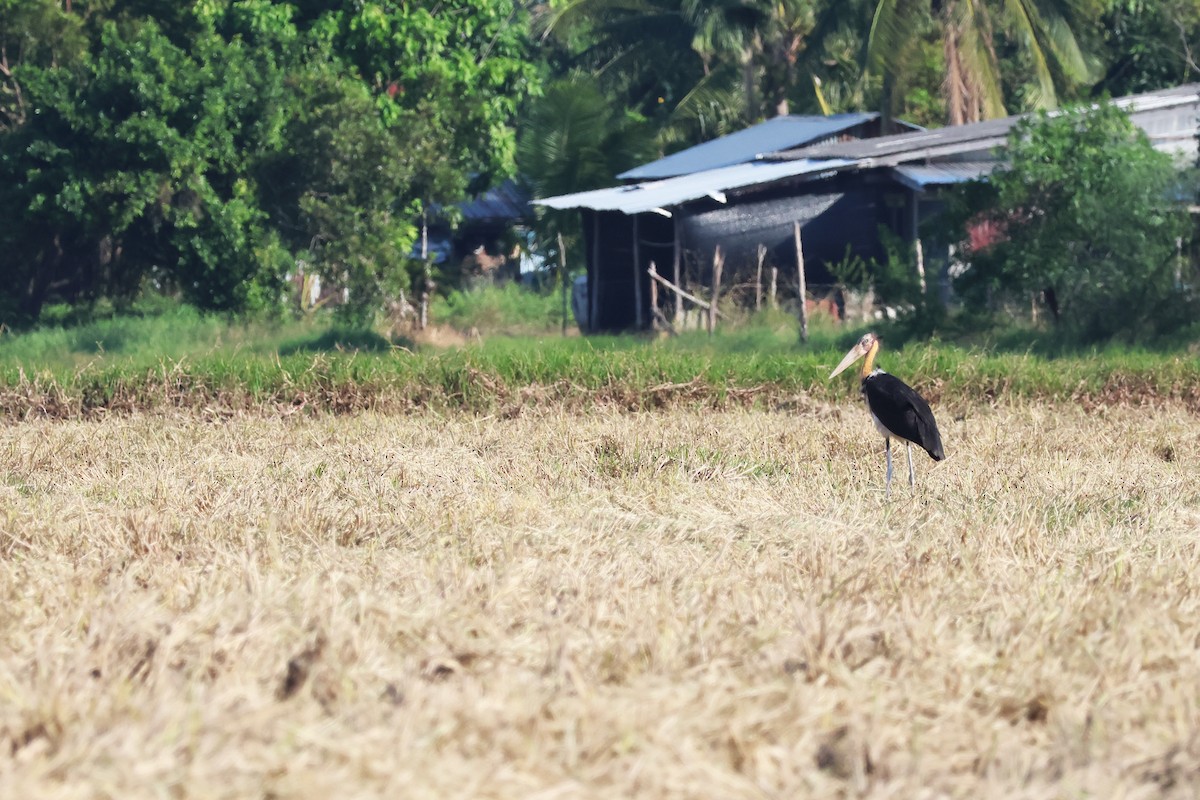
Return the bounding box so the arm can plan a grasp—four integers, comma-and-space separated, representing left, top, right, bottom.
582, 210, 673, 332
582, 175, 908, 332
676, 188, 886, 292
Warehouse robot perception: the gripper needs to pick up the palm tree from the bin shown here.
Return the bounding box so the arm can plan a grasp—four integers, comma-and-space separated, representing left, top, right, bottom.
539, 0, 826, 127
516, 73, 656, 265
682, 0, 820, 119
535, 0, 704, 118
869, 0, 1094, 125
518, 75, 655, 200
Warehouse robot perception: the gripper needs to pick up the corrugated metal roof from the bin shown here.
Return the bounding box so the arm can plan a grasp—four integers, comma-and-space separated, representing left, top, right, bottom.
769, 83, 1200, 166
617, 113, 880, 180
458, 180, 532, 222
891, 161, 1000, 190
780, 117, 1014, 163
534, 83, 1200, 215
534, 158, 853, 214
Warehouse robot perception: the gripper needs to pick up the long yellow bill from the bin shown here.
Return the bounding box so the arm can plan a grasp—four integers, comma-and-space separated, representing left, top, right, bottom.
829, 343, 866, 379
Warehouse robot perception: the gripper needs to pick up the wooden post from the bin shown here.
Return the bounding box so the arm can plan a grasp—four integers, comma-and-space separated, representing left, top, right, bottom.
672, 217, 683, 320
647, 267, 724, 317
709, 245, 723, 335
755, 244, 766, 312
419, 211, 430, 330
646, 265, 681, 335
649, 260, 659, 331
632, 214, 644, 330
915, 237, 927, 295
794, 221, 808, 343
769, 266, 778, 310
589, 212, 600, 332
557, 232, 569, 335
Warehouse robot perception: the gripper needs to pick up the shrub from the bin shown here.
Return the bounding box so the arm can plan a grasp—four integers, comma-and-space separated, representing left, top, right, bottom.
949, 102, 1195, 342
431, 283, 566, 335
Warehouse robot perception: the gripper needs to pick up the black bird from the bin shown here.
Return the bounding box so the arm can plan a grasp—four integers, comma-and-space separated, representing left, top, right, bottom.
829, 332, 944, 496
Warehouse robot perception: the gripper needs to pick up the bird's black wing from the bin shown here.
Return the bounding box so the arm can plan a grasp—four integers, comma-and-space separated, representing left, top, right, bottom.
862, 372, 944, 460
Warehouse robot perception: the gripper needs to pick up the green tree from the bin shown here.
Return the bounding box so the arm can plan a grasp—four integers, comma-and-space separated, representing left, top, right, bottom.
1092, 0, 1200, 96
951, 103, 1194, 340
536, 0, 705, 121
0, 0, 540, 325
0, 0, 86, 133
517, 73, 655, 276
538, 0, 831, 139
802, 0, 946, 124
266, 62, 419, 320
869, 0, 1097, 124
0, 19, 289, 319
683, 0, 820, 119
316, 0, 539, 199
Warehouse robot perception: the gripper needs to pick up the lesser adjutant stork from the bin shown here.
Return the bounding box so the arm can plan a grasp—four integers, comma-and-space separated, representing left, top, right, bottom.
829, 332, 944, 497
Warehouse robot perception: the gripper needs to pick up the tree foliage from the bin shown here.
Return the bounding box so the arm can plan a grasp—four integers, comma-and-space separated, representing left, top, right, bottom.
0, 0, 537, 326
950, 103, 1195, 341
1, 0, 1197, 330
1093, 0, 1200, 96
869, 0, 1098, 125
517, 73, 656, 276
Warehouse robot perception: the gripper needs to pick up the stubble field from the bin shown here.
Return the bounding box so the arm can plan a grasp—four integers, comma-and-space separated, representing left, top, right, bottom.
2, 401, 1200, 798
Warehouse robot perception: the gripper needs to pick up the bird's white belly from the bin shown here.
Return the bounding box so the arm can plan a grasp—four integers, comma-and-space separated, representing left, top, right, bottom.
870, 411, 913, 446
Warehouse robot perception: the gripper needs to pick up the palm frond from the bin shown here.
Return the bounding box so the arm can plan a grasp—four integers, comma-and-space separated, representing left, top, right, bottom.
1001, 0, 1059, 107
663, 66, 746, 143
537, 0, 667, 41
949, 0, 1005, 119
866, 0, 909, 75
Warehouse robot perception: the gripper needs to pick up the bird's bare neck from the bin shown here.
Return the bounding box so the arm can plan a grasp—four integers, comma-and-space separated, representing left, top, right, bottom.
861, 340, 879, 379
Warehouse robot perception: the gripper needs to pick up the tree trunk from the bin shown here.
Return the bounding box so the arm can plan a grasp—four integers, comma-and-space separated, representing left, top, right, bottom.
742, 54, 756, 122
945, 21, 966, 126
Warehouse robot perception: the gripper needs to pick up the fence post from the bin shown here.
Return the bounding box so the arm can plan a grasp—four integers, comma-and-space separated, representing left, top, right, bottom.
557, 232, 569, 335
649, 261, 659, 331
672, 218, 683, 321
709, 245, 723, 335
755, 244, 766, 312
915, 237, 927, 296
632, 215, 644, 329
794, 221, 808, 343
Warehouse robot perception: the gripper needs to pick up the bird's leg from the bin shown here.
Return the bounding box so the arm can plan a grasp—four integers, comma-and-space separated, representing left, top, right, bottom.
884, 438, 893, 498
906, 442, 915, 489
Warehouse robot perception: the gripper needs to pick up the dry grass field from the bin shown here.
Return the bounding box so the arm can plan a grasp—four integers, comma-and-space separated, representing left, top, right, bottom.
2, 402, 1200, 798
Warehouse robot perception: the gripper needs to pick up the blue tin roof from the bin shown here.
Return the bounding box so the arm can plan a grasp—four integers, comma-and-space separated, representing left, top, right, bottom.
457, 179, 532, 222
617, 113, 883, 180
891, 161, 999, 190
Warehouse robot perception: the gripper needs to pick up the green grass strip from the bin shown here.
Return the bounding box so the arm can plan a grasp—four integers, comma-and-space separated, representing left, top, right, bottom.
2, 334, 1198, 419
